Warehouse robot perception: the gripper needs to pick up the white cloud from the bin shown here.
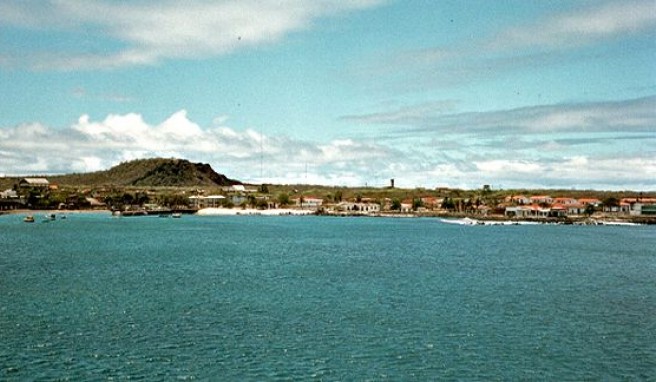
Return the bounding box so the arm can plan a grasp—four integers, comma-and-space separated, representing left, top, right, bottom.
0, 110, 396, 185
340, 101, 458, 125
0, 108, 654, 190
345, 96, 656, 135
474, 160, 542, 174
0, 0, 385, 70
359, 1, 656, 91
337, 95, 656, 189
491, 0, 656, 50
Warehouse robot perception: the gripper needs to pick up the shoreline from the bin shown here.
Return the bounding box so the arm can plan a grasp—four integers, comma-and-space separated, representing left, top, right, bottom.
1, 209, 111, 216
2, 208, 653, 224
196, 207, 314, 216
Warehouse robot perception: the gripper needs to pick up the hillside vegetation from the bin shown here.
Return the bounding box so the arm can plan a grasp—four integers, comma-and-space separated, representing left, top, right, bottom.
49, 158, 241, 187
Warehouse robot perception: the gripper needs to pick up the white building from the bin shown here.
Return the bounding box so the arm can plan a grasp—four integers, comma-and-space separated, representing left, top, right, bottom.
292, 196, 323, 210
19, 178, 50, 189
189, 195, 226, 208
336, 202, 381, 214
0, 189, 18, 198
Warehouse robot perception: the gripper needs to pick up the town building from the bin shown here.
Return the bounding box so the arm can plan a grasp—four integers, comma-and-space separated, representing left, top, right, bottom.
336, 201, 381, 214
189, 195, 226, 208
292, 196, 323, 210
19, 178, 50, 189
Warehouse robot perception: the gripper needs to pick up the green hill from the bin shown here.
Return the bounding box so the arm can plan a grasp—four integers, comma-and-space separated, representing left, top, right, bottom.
50, 158, 241, 187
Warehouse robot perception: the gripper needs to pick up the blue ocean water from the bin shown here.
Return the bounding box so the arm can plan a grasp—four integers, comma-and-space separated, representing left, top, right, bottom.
1, 213, 654, 380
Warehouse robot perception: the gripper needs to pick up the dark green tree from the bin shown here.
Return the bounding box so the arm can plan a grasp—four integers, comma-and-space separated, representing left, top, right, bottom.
122, 193, 134, 206
602, 197, 619, 208
247, 195, 257, 208
277, 192, 290, 207
441, 197, 455, 211
333, 190, 343, 202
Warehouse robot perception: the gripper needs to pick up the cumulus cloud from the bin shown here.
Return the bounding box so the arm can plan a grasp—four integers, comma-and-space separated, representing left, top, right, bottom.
0, 0, 385, 70
0, 110, 405, 186
0, 107, 654, 190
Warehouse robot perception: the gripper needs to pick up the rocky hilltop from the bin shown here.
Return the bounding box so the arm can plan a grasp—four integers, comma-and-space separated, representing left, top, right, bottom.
51, 158, 241, 187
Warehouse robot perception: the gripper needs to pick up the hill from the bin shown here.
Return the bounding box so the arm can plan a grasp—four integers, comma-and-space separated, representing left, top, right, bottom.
50, 158, 241, 187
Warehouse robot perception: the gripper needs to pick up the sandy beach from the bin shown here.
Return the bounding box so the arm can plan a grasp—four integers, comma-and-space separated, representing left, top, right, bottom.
196, 208, 314, 216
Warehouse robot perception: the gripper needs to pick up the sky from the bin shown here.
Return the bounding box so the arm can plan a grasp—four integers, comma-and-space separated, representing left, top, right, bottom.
0, 0, 655, 190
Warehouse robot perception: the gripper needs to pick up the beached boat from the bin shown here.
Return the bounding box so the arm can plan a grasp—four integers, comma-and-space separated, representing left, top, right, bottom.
24, 215, 35, 223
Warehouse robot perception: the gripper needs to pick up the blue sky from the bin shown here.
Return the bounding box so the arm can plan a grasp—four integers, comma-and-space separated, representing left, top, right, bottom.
1, 0, 655, 190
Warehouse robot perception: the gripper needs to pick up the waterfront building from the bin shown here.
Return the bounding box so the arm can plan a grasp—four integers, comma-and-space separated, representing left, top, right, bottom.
292, 196, 323, 210
19, 178, 50, 189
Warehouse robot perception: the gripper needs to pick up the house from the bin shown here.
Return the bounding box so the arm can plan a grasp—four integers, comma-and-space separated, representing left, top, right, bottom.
189, 195, 226, 208
566, 204, 587, 215
420, 197, 442, 210
19, 178, 50, 189
400, 201, 413, 213
619, 202, 631, 213
505, 195, 530, 205
505, 204, 552, 218
578, 198, 602, 207
505, 205, 531, 218
292, 196, 323, 210
0, 189, 22, 210
604, 203, 631, 214
529, 195, 553, 205
0, 189, 18, 198
336, 201, 380, 214
552, 197, 578, 206
549, 204, 567, 217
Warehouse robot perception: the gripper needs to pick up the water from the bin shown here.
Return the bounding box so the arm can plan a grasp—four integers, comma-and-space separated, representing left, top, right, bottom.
1, 213, 654, 380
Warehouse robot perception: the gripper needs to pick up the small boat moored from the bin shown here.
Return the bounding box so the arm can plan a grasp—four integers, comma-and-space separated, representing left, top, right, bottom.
24, 215, 35, 223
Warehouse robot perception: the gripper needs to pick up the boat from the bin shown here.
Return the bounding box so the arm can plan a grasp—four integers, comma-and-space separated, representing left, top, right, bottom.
172, 213, 182, 218
24, 215, 35, 223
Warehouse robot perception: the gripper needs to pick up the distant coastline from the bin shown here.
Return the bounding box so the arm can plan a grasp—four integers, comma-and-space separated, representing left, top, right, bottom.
2, 158, 655, 225
3, 207, 655, 225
